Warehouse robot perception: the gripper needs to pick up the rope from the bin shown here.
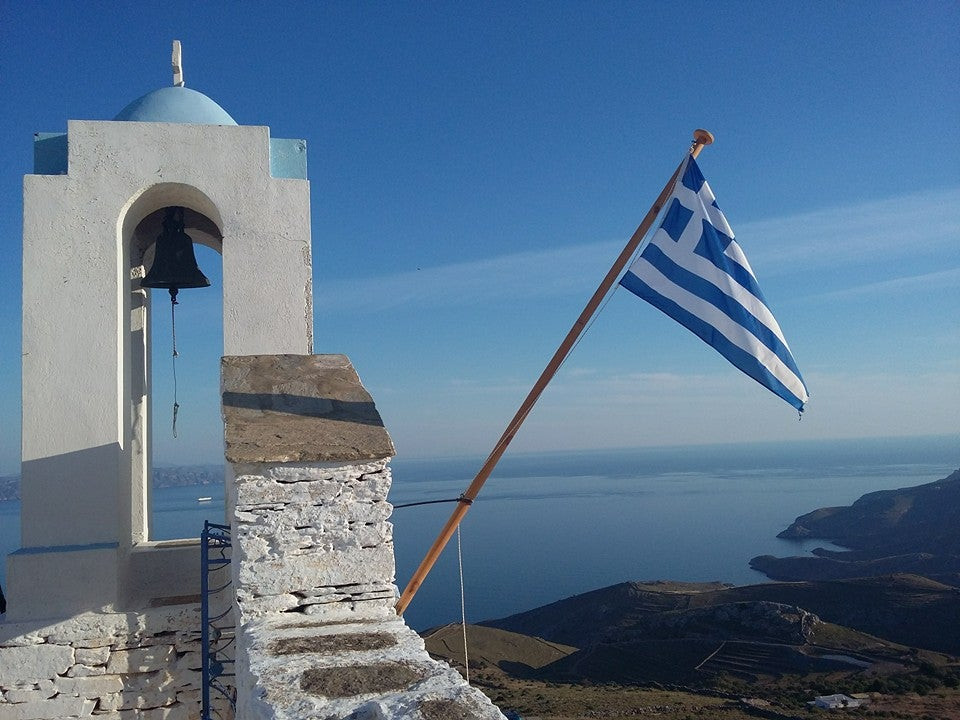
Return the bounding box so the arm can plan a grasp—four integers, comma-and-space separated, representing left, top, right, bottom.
170, 289, 180, 438
456, 524, 470, 684
391, 492, 472, 677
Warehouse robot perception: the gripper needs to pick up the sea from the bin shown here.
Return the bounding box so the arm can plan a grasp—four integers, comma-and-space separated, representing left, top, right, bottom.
1, 435, 956, 631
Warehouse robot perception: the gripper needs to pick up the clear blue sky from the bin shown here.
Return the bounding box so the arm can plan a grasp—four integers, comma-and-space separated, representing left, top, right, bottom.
1, 1, 957, 474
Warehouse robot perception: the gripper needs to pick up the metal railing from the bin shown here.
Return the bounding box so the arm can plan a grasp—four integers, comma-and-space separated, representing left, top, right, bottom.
201, 520, 235, 719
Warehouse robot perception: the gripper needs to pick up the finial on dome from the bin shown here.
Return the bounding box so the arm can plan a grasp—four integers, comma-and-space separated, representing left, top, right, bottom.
172, 40, 184, 87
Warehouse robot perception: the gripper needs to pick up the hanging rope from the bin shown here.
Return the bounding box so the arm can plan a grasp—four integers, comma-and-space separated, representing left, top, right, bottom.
456, 524, 470, 684
170, 288, 180, 438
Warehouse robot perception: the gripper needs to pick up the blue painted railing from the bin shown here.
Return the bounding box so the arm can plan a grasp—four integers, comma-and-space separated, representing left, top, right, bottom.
201, 521, 235, 719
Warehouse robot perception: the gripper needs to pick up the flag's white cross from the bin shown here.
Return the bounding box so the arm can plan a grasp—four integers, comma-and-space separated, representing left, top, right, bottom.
671, 181, 751, 276
649, 180, 789, 350
620, 156, 808, 412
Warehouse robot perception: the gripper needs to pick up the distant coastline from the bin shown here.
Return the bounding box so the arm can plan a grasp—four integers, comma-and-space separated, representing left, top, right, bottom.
0, 464, 224, 502
751, 467, 960, 583
3, 438, 959, 629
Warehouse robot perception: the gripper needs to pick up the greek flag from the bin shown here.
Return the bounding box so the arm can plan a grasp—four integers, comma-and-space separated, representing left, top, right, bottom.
619, 156, 808, 411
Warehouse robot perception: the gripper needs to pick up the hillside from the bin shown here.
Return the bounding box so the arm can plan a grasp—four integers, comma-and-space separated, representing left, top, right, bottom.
478, 581, 728, 648
751, 467, 960, 582
777, 468, 960, 553
422, 623, 576, 672
425, 577, 960, 719
481, 574, 960, 655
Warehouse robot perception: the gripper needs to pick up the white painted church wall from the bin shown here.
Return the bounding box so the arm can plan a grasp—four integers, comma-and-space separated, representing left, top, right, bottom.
13, 118, 312, 622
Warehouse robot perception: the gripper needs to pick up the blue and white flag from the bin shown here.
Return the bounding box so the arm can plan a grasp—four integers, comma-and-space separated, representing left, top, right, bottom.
619, 156, 808, 411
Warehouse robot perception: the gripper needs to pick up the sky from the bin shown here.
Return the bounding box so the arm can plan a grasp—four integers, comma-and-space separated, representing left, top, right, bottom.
0, 1, 958, 475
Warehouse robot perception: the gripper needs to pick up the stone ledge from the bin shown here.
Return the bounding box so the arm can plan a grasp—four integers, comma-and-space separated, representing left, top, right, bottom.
222, 354, 395, 463
238, 615, 504, 719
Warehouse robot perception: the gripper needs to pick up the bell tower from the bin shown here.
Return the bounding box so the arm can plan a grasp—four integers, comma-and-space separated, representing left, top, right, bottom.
8, 49, 313, 620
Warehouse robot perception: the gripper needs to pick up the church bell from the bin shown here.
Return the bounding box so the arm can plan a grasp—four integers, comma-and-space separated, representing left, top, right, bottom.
141, 206, 211, 297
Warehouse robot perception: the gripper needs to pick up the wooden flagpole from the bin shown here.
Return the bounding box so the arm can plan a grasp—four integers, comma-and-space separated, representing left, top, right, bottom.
395, 129, 715, 616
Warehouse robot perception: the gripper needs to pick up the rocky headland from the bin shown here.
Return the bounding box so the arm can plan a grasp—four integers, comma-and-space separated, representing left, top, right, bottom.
750, 467, 960, 583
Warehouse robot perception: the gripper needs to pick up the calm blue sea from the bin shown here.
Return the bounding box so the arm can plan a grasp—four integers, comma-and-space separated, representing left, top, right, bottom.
1, 435, 956, 630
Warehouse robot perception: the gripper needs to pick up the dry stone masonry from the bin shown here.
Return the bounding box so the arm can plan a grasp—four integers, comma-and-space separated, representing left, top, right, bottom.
224, 355, 504, 720
0, 605, 232, 719
231, 460, 396, 618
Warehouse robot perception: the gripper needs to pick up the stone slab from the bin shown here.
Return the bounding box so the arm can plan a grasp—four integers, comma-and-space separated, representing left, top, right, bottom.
0, 695, 95, 720
106, 645, 176, 674
0, 644, 74, 685
222, 355, 395, 463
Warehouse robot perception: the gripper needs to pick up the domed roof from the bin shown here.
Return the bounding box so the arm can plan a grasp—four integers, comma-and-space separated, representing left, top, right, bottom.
114, 86, 237, 125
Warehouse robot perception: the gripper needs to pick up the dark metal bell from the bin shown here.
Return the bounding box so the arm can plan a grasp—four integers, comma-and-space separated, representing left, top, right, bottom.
141, 207, 211, 292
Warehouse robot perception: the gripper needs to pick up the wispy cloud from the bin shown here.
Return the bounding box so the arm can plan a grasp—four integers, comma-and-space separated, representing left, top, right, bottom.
804, 267, 960, 301
317, 241, 620, 313
316, 187, 960, 314
738, 187, 960, 273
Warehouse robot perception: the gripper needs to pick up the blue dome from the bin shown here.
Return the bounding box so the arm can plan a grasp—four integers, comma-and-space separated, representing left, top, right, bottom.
114, 86, 237, 125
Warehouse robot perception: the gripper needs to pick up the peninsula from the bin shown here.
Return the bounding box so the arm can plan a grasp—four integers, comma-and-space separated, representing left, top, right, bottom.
750, 467, 960, 582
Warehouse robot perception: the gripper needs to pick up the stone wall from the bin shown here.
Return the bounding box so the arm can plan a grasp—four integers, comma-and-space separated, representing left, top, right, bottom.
223, 355, 505, 720
231, 460, 396, 619
1, 353, 506, 720
0, 605, 232, 720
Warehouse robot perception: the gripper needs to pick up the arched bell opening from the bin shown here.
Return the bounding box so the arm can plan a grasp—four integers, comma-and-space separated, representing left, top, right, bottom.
122, 184, 225, 547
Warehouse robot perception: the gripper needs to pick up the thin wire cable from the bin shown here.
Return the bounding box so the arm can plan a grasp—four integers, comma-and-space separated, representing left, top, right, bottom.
457, 525, 470, 684
392, 497, 465, 510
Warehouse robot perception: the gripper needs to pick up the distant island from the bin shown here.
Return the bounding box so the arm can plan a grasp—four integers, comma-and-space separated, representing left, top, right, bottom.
0, 465, 224, 502
750, 467, 960, 583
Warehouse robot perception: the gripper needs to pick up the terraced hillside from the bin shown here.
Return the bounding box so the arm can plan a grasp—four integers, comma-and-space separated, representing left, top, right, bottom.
482, 574, 960, 655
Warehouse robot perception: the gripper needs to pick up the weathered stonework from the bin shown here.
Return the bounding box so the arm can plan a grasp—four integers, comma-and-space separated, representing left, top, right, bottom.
0, 605, 233, 720
222, 354, 396, 464
231, 460, 398, 617
224, 354, 504, 720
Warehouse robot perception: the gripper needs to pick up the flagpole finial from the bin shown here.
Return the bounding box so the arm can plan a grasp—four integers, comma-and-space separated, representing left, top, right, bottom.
691, 129, 714, 158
